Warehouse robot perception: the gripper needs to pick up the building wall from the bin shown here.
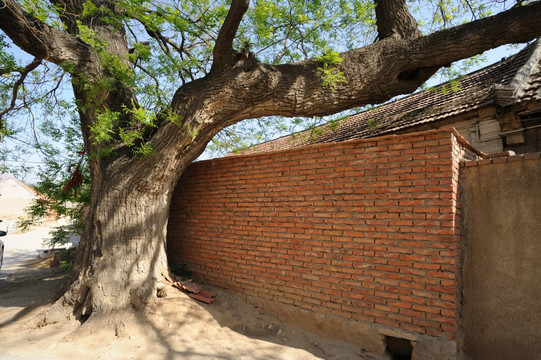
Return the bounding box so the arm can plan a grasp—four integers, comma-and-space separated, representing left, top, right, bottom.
460, 153, 541, 360
397, 107, 504, 155
0, 177, 36, 221
168, 129, 476, 358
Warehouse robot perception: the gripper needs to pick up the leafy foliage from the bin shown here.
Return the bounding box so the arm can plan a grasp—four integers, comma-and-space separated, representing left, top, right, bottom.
15, 108, 89, 247
314, 50, 345, 91
240, 0, 377, 64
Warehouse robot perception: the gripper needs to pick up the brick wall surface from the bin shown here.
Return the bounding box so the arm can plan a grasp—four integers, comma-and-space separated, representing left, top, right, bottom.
167, 129, 466, 339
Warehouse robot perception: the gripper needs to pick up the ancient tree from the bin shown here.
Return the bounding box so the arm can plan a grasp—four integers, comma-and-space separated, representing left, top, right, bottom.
1, 0, 540, 331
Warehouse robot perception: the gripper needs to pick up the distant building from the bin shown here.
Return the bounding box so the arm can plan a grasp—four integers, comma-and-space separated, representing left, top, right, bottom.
0, 174, 36, 222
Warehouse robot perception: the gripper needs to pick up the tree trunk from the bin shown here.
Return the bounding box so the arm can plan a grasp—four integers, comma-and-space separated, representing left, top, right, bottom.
46, 151, 193, 332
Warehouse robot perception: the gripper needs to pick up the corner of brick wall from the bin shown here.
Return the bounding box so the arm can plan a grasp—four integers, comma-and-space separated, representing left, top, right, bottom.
167, 128, 466, 342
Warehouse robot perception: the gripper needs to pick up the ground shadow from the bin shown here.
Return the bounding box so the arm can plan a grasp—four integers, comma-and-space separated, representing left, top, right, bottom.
155, 282, 371, 359
0, 264, 66, 329
0, 263, 371, 359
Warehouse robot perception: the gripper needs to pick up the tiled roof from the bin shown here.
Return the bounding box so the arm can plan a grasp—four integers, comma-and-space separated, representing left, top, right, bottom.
240, 40, 541, 155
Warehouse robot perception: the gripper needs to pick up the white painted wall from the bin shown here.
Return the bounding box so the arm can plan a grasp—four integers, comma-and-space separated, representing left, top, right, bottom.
0, 176, 36, 221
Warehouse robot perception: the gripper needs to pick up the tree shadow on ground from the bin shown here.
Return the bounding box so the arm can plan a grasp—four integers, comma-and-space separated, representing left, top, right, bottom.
0, 266, 66, 329
137, 283, 370, 360
0, 264, 370, 360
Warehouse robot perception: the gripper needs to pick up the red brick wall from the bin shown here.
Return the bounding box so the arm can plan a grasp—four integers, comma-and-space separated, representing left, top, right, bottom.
167, 129, 466, 339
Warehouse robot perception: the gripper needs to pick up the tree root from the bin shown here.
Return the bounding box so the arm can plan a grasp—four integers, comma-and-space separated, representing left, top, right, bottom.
42, 279, 164, 342
58, 312, 132, 342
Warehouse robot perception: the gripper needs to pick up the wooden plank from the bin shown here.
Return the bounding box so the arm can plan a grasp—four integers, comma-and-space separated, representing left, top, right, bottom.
181, 281, 203, 294
199, 289, 217, 298
162, 272, 174, 284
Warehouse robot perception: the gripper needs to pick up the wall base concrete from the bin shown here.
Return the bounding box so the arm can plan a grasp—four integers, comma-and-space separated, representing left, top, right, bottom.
245, 294, 457, 360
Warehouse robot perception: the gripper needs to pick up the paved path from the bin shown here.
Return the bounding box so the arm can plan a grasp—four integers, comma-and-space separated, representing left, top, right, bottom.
0, 226, 53, 280
0, 223, 79, 280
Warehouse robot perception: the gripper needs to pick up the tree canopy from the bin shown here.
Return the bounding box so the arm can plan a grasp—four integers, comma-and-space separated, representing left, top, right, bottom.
0, 0, 537, 173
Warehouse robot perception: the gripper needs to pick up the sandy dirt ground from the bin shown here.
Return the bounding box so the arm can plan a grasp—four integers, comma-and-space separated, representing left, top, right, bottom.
0, 227, 371, 360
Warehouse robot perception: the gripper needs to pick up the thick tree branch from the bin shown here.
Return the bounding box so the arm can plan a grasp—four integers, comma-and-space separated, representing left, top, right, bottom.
0, 0, 92, 70
407, 2, 541, 69
170, 0, 541, 141
374, 0, 421, 40
276, 1, 541, 114
49, 0, 84, 34
211, 0, 250, 71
